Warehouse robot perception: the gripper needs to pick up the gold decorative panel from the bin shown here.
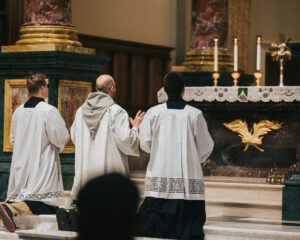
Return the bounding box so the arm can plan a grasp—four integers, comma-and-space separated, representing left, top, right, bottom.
58, 80, 91, 153
3, 79, 48, 152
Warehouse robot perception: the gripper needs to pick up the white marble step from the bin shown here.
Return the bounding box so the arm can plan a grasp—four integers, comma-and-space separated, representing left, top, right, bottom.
205, 226, 300, 240
17, 229, 77, 240
0, 228, 20, 239
0, 228, 76, 240
205, 180, 283, 219
132, 176, 283, 220
204, 217, 300, 240
0, 228, 163, 240
1, 217, 300, 240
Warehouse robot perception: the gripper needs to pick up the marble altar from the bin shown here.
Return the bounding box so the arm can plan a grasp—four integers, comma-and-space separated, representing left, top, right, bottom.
157, 86, 300, 179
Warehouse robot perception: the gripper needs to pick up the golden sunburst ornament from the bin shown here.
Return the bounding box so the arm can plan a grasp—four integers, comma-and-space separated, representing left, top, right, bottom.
269, 33, 292, 62
223, 120, 282, 152
269, 33, 292, 87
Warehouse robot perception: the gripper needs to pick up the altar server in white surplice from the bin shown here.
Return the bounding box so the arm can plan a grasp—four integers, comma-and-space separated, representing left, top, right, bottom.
70, 74, 144, 201
0, 73, 69, 233
137, 72, 214, 240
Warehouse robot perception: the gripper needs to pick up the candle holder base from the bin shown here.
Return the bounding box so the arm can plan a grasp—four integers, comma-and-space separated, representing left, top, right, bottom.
231, 71, 240, 87
254, 71, 263, 87
212, 72, 220, 87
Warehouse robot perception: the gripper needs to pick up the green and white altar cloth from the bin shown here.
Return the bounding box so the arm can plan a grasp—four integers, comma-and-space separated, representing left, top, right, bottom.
157, 86, 300, 103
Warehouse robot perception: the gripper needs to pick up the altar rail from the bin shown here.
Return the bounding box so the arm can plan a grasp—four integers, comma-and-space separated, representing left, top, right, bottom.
78, 34, 174, 114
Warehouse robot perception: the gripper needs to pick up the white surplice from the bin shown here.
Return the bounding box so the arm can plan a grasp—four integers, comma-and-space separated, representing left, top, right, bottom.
70, 104, 140, 199
7, 102, 70, 207
139, 103, 214, 200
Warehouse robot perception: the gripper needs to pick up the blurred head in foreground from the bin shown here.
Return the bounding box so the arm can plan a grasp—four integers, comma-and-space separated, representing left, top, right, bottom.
77, 173, 139, 240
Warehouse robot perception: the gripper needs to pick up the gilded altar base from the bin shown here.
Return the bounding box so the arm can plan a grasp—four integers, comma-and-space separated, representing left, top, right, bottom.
172, 50, 233, 72
1, 44, 95, 55
1, 25, 95, 55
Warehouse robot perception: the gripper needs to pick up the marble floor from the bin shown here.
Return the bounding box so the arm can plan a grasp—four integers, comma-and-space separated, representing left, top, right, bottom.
204, 216, 300, 240
1, 215, 300, 240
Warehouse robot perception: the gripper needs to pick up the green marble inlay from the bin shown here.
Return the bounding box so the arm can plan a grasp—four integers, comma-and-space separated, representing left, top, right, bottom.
282, 170, 300, 221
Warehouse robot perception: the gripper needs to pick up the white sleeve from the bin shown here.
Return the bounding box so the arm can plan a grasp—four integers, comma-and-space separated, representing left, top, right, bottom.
111, 109, 140, 156
10, 112, 17, 146
139, 110, 151, 154
46, 108, 70, 153
70, 111, 78, 145
194, 112, 214, 163
70, 111, 81, 199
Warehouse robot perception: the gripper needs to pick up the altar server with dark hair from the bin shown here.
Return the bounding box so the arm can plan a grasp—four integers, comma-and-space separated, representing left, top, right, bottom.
0, 73, 69, 232
137, 72, 214, 240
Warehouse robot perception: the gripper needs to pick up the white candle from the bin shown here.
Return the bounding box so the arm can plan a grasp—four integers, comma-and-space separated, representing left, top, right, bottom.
214, 38, 218, 72
233, 38, 238, 71
256, 36, 261, 71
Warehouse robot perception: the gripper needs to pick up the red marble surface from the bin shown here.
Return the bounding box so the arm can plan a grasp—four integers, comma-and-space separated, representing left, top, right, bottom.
191, 0, 228, 50
24, 0, 72, 26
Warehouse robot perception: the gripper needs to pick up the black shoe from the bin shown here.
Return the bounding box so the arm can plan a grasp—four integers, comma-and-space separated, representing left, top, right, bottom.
69, 209, 79, 232
0, 203, 16, 232
56, 208, 72, 231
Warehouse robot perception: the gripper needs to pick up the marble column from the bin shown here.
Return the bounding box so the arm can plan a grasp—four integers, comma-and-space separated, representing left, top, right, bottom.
190, 0, 228, 50
24, 0, 72, 26
173, 0, 232, 72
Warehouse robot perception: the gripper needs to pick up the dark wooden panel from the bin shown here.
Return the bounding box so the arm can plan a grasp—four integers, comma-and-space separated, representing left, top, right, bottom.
265, 52, 300, 86
96, 49, 113, 75
0, 0, 26, 46
131, 55, 148, 110
113, 52, 130, 107
79, 33, 173, 112
148, 57, 164, 106
79, 34, 173, 59
6, 0, 26, 44
0, 18, 6, 46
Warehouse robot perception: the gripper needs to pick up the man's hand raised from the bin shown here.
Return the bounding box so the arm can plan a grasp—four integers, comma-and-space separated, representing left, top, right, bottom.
130, 110, 145, 129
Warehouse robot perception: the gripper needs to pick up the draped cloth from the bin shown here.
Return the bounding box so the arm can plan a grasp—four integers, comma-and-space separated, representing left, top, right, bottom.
81, 92, 114, 140
70, 103, 140, 199
139, 103, 214, 200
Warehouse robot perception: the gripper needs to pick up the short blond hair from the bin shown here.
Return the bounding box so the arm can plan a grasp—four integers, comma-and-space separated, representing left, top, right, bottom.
27, 73, 47, 95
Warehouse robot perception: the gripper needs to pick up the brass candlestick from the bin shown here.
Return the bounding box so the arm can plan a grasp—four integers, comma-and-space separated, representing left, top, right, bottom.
279, 58, 284, 87
212, 72, 220, 87
231, 71, 240, 87
254, 71, 263, 87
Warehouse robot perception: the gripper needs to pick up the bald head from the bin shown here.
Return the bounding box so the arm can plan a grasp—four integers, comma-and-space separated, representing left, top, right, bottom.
95, 74, 116, 98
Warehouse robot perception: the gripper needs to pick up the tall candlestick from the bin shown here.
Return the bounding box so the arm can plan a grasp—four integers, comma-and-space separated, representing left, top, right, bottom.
256, 36, 261, 71
214, 38, 218, 72
233, 38, 238, 71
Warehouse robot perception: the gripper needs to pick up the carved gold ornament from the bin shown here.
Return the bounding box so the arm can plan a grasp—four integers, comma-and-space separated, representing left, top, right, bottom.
223, 120, 282, 152
269, 33, 292, 62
